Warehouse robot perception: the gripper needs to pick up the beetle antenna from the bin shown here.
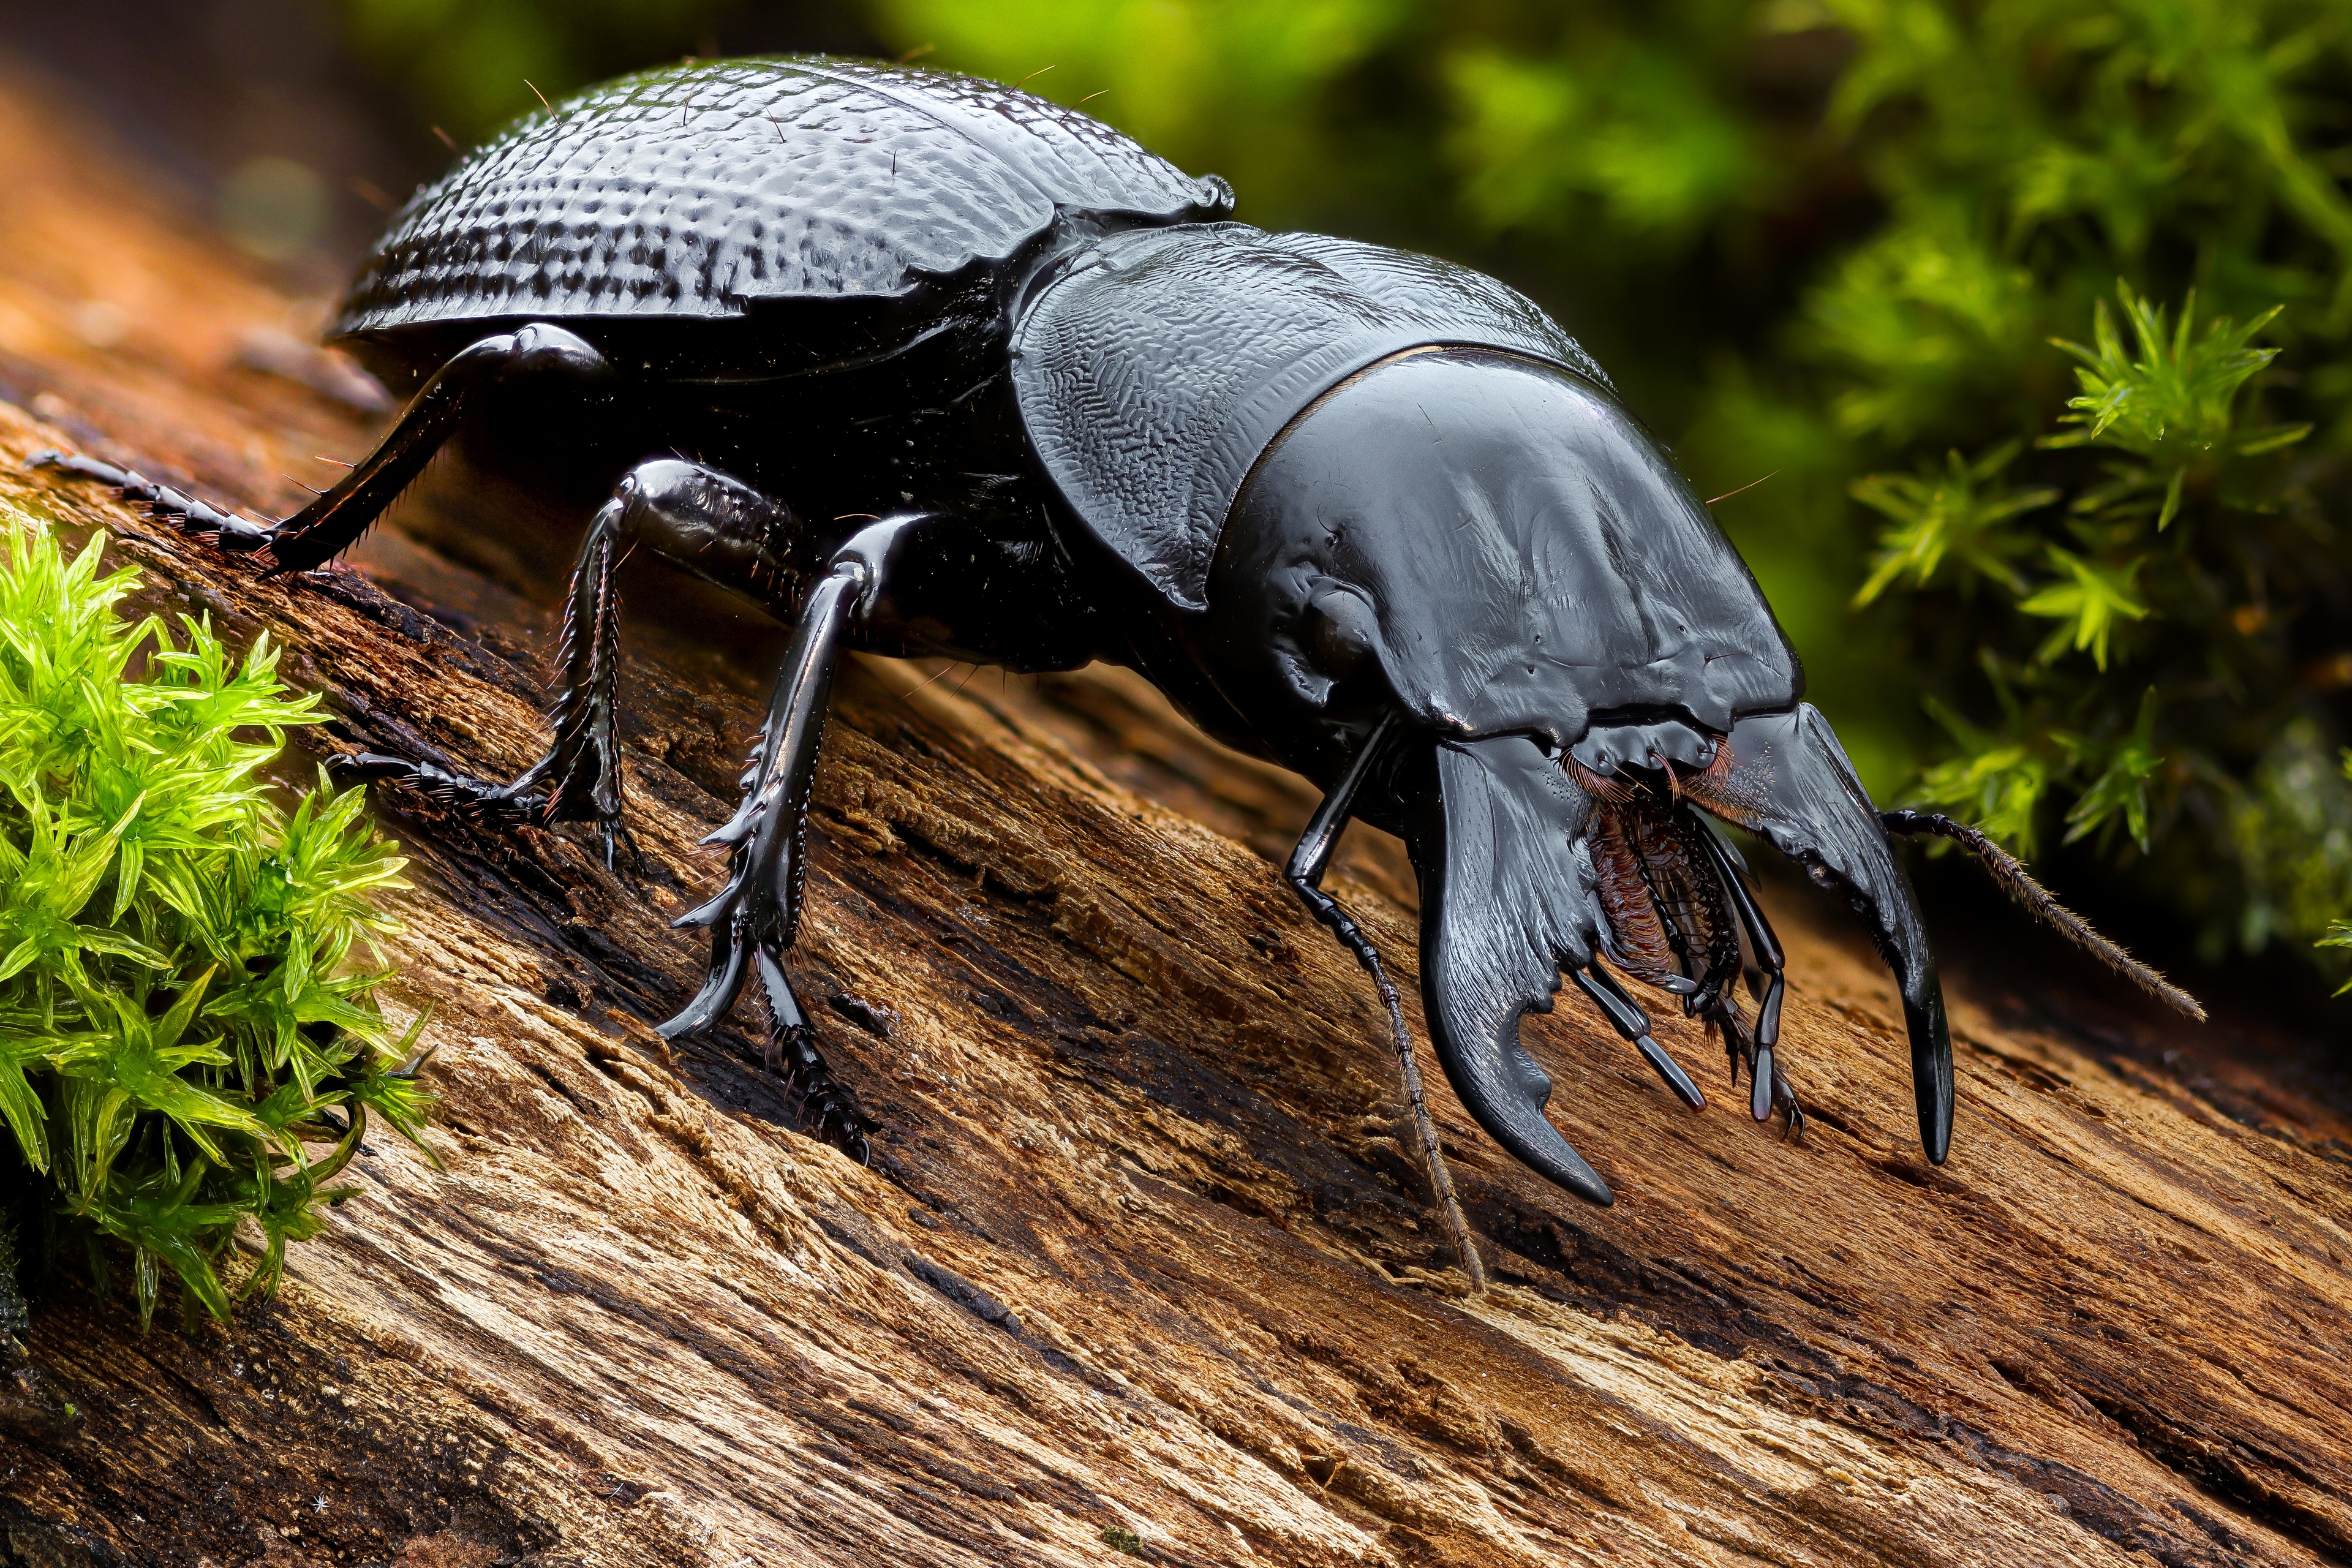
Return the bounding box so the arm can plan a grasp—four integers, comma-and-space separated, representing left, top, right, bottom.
1880, 810, 2205, 1021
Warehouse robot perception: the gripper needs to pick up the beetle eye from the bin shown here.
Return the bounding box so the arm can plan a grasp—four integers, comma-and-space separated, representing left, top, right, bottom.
1306, 587, 1379, 674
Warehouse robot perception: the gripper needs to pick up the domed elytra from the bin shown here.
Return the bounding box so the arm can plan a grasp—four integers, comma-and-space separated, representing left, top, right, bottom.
336, 56, 1232, 339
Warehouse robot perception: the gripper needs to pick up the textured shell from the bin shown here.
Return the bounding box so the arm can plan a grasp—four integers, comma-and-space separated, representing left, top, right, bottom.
1010, 224, 1614, 612
333, 56, 1232, 337
1213, 349, 1800, 745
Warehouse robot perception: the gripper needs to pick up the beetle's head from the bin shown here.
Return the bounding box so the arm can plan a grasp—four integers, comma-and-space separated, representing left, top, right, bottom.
1193, 346, 1954, 1202
1198, 347, 1795, 776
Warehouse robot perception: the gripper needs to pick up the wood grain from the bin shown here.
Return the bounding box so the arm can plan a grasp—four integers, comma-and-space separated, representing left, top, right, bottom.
0, 64, 2347, 1568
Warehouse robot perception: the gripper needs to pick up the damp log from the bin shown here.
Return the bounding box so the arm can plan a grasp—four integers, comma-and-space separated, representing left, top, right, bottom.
1, 64, 2350, 1568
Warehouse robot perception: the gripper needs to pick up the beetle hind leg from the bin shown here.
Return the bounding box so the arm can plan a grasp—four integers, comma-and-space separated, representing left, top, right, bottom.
29, 323, 614, 573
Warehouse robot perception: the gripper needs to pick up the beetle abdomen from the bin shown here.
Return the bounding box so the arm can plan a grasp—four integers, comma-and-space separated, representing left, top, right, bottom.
335, 57, 1232, 337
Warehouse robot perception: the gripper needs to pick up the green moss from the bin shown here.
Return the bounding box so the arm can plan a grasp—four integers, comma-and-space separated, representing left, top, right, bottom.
0, 518, 429, 1331
1850, 284, 2352, 970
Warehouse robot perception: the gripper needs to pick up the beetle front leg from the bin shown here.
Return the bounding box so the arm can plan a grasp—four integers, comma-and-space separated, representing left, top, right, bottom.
658, 511, 943, 1161
1684, 704, 1952, 1163
1286, 715, 1487, 1292
1569, 965, 1706, 1111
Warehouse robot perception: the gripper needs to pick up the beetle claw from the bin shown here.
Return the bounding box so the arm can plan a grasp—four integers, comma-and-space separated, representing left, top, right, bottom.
1778, 1080, 1807, 1144
658, 918, 755, 1039
598, 818, 647, 875
1410, 735, 1616, 1207
1686, 705, 1953, 1164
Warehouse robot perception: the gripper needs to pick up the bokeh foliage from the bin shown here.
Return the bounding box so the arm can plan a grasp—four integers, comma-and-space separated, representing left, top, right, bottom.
0, 519, 429, 1328
339, 0, 745, 140
332, 0, 2352, 978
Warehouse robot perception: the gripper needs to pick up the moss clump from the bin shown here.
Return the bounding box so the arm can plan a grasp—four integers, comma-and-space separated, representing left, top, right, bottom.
0, 519, 429, 1330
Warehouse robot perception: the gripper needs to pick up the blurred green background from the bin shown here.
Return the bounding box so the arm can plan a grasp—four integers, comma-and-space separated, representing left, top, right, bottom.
13, 0, 2352, 992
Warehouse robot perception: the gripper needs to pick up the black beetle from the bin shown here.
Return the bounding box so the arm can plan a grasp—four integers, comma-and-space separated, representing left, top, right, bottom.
33, 56, 2196, 1242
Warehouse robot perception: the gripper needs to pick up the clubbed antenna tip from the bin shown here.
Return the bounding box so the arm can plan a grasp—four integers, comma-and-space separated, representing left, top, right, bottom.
1880, 810, 2206, 1023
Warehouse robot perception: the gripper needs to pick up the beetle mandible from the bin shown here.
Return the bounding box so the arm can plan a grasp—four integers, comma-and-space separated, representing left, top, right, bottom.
32, 57, 2198, 1241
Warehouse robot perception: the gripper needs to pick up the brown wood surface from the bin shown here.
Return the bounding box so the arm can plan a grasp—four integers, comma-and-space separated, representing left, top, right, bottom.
1, 66, 2349, 1568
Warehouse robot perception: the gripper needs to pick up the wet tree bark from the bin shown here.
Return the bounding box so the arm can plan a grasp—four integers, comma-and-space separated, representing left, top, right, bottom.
1, 64, 2350, 1568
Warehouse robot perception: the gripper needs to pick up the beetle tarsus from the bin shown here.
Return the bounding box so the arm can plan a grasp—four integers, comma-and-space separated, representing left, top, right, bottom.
760, 967, 872, 1164
330, 750, 541, 818
28, 450, 277, 551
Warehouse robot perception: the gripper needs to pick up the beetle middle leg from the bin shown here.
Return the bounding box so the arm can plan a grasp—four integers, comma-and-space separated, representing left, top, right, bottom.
336, 456, 815, 867
338, 458, 924, 1160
